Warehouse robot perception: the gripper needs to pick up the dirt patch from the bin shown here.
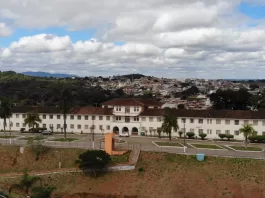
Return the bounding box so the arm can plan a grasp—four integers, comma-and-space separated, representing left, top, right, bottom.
1, 149, 265, 197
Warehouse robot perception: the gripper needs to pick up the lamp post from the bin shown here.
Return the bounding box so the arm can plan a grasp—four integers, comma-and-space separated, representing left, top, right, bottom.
182, 118, 186, 153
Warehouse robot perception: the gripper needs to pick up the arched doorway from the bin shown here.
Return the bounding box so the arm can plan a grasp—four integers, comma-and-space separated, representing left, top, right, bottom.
132, 127, 139, 136
113, 126, 119, 134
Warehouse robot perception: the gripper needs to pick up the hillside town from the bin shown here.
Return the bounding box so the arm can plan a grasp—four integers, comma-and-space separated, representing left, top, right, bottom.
87, 74, 265, 110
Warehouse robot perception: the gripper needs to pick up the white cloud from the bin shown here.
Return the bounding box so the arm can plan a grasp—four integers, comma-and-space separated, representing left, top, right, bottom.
1, 0, 265, 78
0, 23, 12, 37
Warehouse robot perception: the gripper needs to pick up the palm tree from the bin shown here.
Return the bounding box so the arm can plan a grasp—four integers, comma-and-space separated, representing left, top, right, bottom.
0, 98, 12, 142
161, 114, 179, 141
59, 88, 73, 139
9, 171, 41, 197
24, 112, 42, 131
31, 186, 56, 198
239, 124, 255, 148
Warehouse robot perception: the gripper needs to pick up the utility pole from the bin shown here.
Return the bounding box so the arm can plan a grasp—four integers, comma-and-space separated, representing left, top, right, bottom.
182, 118, 187, 153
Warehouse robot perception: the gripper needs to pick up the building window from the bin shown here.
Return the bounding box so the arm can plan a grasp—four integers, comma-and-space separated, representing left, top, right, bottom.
149, 117, 153, 122
225, 130, 230, 135
57, 124, 61, 129
22, 114, 26, 118
70, 124, 74, 129
149, 127, 153, 132
99, 125, 103, 130
207, 129, 212, 134
49, 115, 53, 119
253, 120, 258, 126
134, 116, 139, 121
244, 120, 249, 125
190, 128, 194, 132
57, 115, 61, 119
141, 117, 146, 121
107, 125, 110, 130
77, 115, 81, 120
234, 120, 239, 125
16, 114, 19, 118
92, 116, 95, 120
43, 124, 46, 128
78, 125, 81, 129
207, 119, 212, 124
16, 123, 20, 127
198, 129, 203, 134
99, 116, 103, 120
198, 119, 203, 124
216, 119, 221, 124
85, 116, 88, 120
125, 116, 130, 123
216, 130, 221, 134
190, 119, 194, 123
70, 115, 74, 120
106, 116, 110, 120
116, 106, 121, 111
43, 115, 46, 119
157, 117, 162, 122
262, 121, 265, 126
234, 130, 239, 136
116, 116, 121, 121
84, 125, 88, 129
22, 123, 25, 127
134, 106, 140, 112
225, 120, 230, 125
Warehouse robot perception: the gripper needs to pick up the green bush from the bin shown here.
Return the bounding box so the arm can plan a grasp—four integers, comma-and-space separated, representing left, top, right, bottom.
226, 134, 234, 141
248, 135, 265, 143
199, 133, 207, 140
186, 132, 195, 139
20, 128, 26, 133
178, 131, 183, 138
219, 134, 226, 140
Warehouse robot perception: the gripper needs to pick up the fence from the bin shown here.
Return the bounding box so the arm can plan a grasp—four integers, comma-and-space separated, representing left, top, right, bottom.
1, 138, 265, 160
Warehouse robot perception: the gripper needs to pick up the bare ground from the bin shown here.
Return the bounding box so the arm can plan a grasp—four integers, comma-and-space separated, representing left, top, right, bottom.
0, 146, 265, 197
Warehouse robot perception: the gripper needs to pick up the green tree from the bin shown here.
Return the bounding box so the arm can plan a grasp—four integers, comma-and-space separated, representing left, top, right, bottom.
31, 186, 56, 198
239, 124, 255, 147
161, 114, 179, 141
0, 98, 12, 141
76, 150, 111, 177
24, 112, 42, 131
59, 88, 73, 139
9, 171, 41, 197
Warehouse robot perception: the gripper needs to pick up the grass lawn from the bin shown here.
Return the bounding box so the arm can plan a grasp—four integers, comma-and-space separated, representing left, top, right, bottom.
191, 144, 223, 149
19, 136, 46, 141
0, 136, 16, 139
110, 151, 131, 164
154, 142, 183, 147
229, 146, 263, 151
52, 138, 78, 142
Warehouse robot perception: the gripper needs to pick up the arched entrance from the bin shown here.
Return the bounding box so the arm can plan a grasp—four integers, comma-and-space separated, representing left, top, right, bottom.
113, 126, 119, 134
132, 127, 139, 136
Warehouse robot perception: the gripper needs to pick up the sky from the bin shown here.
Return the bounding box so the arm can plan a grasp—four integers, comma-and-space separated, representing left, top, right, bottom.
1, 0, 265, 79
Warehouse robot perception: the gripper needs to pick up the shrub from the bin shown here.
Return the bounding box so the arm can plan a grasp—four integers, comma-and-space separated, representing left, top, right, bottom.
226, 134, 234, 141
199, 133, 207, 140
20, 128, 26, 133
219, 134, 226, 140
178, 131, 183, 138
186, 132, 195, 139
76, 150, 111, 177
248, 135, 257, 143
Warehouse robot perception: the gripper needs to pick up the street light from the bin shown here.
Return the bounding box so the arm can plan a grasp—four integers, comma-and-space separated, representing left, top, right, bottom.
182, 118, 187, 153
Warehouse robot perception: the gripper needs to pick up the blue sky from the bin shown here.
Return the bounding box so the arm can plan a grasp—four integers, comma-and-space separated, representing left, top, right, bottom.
239, 2, 265, 19
1, 0, 265, 78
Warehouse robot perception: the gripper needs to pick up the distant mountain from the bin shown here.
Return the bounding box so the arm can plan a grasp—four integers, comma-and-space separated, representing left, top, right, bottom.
22, 71, 78, 78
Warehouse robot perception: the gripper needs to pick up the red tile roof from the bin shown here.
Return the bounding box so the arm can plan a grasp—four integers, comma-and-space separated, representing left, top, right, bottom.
102, 98, 162, 107
68, 107, 113, 115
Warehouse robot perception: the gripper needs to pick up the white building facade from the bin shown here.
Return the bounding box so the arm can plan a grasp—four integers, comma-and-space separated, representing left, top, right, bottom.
1, 98, 265, 140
